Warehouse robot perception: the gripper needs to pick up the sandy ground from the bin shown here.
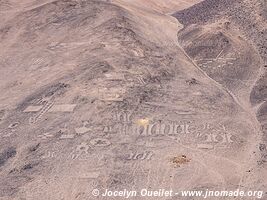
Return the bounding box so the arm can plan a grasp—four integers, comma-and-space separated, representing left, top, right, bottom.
0, 0, 266, 199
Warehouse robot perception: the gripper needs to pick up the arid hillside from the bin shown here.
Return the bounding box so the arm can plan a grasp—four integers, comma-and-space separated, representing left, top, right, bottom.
0, 0, 266, 199
174, 0, 267, 196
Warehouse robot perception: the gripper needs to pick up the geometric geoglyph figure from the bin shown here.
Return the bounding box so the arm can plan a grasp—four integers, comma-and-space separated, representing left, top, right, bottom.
24, 103, 76, 124
24, 104, 76, 113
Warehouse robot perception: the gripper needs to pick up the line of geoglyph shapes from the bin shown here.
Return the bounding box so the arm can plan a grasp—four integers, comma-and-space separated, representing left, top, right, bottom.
106, 120, 235, 147
196, 123, 234, 150
111, 111, 235, 139
126, 151, 154, 161
110, 112, 235, 149
35, 108, 235, 149
98, 111, 233, 143
194, 48, 254, 86
111, 111, 194, 136
42, 138, 111, 161
37, 121, 235, 151
194, 49, 238, 62
194, 49, 238, 70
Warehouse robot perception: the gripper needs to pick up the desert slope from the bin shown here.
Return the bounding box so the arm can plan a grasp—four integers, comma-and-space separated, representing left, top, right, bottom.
0, 0, 265, 199
174, 0, 267, 194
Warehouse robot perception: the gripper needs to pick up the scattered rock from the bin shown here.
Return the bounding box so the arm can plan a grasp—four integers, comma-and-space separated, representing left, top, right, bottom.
186, 78, 198, 85
170, 155, 190, 167
29, 143, 40, 152
0, 147, 16, 167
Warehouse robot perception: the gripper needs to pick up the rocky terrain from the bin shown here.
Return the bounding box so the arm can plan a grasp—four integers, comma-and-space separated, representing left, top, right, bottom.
174, 0, 267, 197
0, 0, 266, 199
